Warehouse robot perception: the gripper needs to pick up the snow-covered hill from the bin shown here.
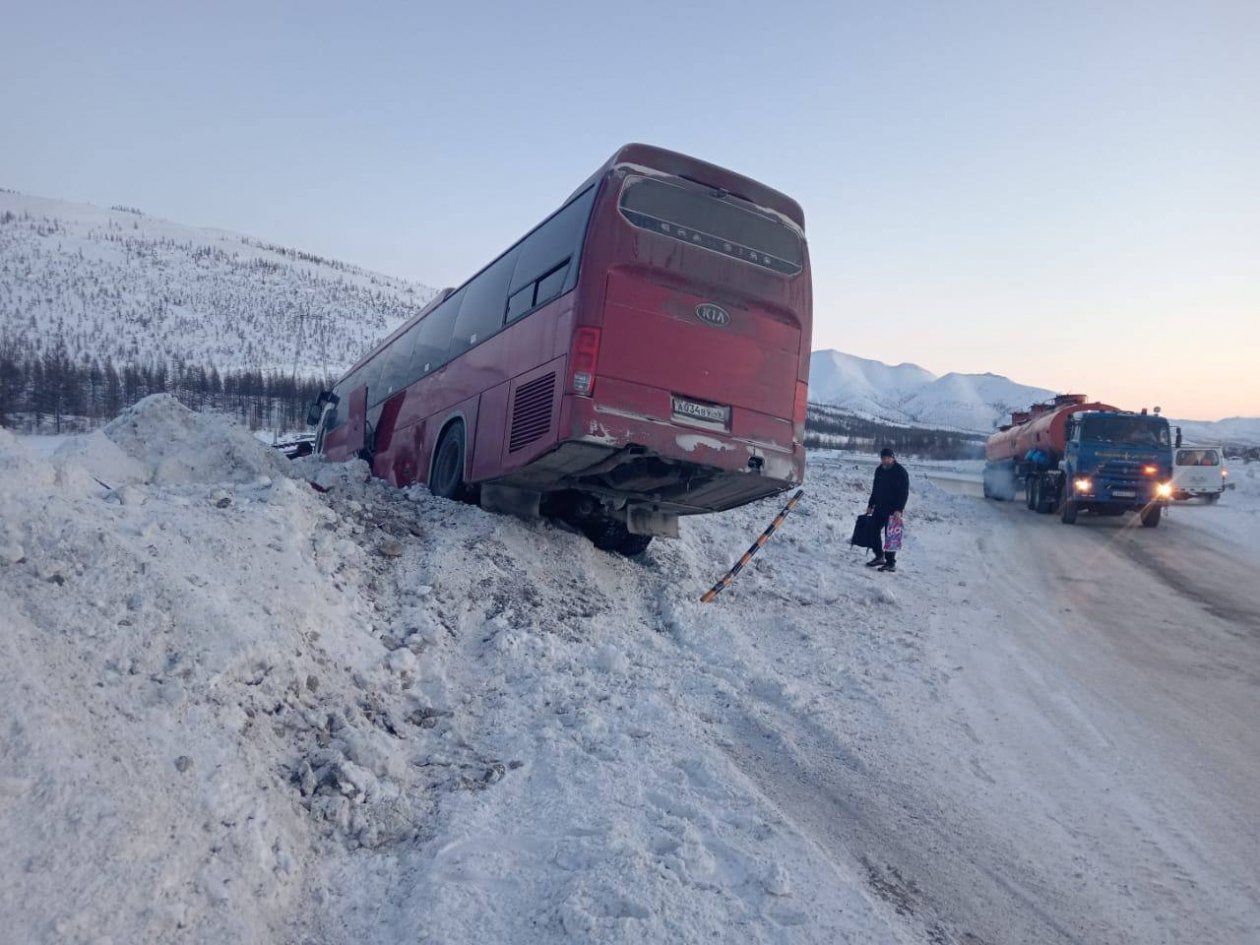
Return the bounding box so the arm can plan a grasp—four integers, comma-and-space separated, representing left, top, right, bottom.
0, 190, 436, 375
809, 350, 1054, 433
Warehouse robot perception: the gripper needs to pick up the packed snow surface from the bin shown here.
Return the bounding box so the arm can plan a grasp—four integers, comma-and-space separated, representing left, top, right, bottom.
2, 399, 1258, 944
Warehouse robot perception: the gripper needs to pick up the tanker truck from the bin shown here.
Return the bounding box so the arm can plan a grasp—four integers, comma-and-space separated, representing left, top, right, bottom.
983, 394, 1174, 527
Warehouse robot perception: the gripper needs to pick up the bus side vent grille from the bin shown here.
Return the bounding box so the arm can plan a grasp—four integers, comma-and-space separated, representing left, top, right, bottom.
509, 373, 556, 452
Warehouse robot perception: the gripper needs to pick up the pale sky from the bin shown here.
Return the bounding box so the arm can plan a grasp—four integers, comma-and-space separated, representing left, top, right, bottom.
2, 0, 1257, 420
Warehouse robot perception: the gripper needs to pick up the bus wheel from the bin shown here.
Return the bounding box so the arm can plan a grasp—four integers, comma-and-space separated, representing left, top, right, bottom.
584, 518, 653, 557
1140, 505, 1162, 528
430, 424, 468, 500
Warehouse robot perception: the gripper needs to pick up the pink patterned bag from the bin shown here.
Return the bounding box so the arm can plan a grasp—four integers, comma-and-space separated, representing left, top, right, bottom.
884, 516, 904, 552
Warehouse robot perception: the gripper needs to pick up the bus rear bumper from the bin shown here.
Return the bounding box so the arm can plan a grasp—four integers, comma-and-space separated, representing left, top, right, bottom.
506, 394, 804, 514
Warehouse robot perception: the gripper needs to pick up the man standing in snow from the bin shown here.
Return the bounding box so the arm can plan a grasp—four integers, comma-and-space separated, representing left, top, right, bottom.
865, 447, 909, 572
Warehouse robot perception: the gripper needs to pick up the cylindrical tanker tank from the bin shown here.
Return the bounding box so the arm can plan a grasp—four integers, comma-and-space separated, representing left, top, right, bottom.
985, 395, 1114, 464
983, 392, 1171, 523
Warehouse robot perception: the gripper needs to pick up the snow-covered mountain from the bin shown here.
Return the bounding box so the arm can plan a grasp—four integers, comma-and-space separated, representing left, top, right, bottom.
1172, 417, 1260, 449
809, 349, 1260, 446
0, 190, 437, 375
809, 350, 1054, 433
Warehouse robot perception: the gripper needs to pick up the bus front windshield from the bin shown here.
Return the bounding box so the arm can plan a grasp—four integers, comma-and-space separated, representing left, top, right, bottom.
1081, 415, 1170, 448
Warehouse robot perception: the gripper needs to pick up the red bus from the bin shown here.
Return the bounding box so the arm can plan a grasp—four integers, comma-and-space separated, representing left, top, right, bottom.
310, 144, 811, 554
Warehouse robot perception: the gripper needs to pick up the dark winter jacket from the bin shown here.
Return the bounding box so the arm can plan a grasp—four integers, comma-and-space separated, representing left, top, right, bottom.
869, 461, 910, 514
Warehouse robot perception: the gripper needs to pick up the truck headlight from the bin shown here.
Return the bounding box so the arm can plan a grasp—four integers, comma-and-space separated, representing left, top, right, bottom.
1156, 482, 1173, 498
1074, 477, 1093, 493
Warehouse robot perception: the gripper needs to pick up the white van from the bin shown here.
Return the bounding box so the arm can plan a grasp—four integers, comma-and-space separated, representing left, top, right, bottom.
1171, 446, 1227, 502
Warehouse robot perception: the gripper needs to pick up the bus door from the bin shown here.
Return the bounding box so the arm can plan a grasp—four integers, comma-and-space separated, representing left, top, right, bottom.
345, 385, 368, 457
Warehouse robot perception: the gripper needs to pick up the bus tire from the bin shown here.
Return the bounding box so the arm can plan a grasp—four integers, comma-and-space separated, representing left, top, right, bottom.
430, 423, 468, 501
1140, 505, 1162, 528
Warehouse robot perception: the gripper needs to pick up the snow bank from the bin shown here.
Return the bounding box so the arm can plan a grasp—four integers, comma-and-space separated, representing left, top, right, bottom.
4, 423, 1256, 944
0, 411, 365, 943
0, 418, 913, 944
102, 394, 292, 485
52, 429, 149, 487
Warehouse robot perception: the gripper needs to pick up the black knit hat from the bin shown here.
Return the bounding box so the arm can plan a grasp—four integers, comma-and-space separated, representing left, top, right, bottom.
879, 448, 895, 458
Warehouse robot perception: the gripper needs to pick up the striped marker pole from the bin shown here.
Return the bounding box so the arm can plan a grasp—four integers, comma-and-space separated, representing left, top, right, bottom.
700, 489, 804, 604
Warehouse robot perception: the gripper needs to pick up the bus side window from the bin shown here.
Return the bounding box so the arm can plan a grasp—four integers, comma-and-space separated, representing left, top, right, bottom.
379, 321, 423, 399
451, 248, 518, 357
359, 355, 387, 407
325, 383, 351, 432
507, 186, 597, 320
412, 288, 463, 377
506, 284, 535, 322
533, 260, 570, 308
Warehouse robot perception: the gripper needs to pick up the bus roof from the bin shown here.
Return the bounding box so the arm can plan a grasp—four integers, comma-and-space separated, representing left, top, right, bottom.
570, 143, 806, 230
335, 145, 806, 384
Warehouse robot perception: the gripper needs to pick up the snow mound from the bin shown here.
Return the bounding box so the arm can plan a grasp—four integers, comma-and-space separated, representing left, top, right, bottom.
102, 394, 293, 485
0, 428, 54, 499
52, 429, 149, 488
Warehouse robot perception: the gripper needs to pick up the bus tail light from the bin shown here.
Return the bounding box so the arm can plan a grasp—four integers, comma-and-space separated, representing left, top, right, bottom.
570, 327, 601, 396
793, 381, 809, 442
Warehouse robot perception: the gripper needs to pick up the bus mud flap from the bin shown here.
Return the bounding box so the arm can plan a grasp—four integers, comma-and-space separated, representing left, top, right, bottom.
626, 505, 679, 538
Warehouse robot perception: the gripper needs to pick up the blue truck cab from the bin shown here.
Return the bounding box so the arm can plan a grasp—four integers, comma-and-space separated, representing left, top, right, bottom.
1059, 411, 1174, 526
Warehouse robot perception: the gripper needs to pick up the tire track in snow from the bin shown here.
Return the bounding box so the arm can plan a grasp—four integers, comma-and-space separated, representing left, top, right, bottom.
713, 694, 1086, 945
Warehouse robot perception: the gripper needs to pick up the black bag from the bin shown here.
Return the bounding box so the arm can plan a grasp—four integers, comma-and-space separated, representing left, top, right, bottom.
850, 514, 880, 548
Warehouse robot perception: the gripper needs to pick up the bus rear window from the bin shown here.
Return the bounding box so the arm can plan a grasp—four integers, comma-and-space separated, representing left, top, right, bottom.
618, 177, 804, 275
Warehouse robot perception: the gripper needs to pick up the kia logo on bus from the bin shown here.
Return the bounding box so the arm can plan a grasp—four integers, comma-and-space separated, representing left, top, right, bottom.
695, 303, 731, 328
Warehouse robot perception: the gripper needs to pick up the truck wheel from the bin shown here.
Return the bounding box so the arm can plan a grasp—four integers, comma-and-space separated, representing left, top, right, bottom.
1035, 480, 1050, 514
1060, 498, 1078, 525
1140, 505, 1162, 528
1205, 493, 1220, 504
430, 423, 468, 500
1025, 479, 1036, 510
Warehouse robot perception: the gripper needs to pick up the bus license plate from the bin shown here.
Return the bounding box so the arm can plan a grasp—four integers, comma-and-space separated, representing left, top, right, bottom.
672, 396, 730, 428
1113, 489, 1136, 498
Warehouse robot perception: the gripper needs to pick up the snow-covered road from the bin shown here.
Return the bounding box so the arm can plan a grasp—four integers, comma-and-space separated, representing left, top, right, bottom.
3, 406, 1257, 945
907, 473, 1260, 942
